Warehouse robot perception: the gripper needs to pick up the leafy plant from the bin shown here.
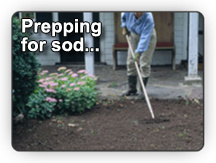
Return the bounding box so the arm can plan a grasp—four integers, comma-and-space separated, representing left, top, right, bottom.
185, 99, 190, 106
108, 82, 117, 88
12, 17, 40, 117
27, 89, 55, 119
27, 67, 98, 119
178, 133, 184, 138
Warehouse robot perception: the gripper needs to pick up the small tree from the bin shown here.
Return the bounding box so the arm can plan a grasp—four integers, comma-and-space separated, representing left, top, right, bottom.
12, 17, 40, 117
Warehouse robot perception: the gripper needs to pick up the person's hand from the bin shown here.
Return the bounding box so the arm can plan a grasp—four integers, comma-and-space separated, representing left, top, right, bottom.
133, 52, 140, 63
122, 27, 130, 36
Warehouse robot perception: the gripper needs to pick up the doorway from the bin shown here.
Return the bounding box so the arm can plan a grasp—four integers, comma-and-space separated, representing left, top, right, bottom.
58, 12, 100, 63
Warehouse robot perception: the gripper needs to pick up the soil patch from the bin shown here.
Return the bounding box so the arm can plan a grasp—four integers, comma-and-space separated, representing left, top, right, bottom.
12, 99, 204, 151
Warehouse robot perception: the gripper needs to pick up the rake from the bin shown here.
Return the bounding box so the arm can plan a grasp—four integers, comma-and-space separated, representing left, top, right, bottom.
126, 34, 169, 124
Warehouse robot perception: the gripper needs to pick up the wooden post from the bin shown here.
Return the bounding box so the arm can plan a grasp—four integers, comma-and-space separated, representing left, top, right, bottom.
52, 12, 61, 63
52, 12, 58, 22
185, 12, 201, 83
84, 12, 95, 75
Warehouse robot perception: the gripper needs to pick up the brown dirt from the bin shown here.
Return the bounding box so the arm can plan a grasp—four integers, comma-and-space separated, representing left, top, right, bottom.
12, 99, 204, 151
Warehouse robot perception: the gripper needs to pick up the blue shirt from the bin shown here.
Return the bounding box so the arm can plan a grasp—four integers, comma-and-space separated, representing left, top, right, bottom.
121, 12, 155, 54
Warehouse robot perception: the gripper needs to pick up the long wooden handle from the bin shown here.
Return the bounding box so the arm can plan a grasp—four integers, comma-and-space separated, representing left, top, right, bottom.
126, 35, 155, 119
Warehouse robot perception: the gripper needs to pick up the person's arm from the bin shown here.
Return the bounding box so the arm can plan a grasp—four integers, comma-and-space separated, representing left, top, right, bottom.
121, 12, 126, 27
135, 21, 154, 54
121, 12, 130, 35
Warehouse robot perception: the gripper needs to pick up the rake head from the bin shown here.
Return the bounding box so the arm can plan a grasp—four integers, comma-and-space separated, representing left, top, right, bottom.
138, 118, 170, 124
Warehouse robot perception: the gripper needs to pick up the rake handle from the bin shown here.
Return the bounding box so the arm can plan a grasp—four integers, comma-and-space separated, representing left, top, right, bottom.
126, 35, 155, 119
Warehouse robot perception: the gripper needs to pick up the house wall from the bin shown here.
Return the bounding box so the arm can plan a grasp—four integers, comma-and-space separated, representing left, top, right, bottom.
32, 32, 60, 65
31, 12, 60, 65
99, 12, 189, 66
99, 12, 115, 64
174, 12, 188, 64
33, 12, 192, 66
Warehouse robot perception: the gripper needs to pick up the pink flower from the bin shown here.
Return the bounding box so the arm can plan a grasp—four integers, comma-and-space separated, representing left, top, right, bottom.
81, 76, 86, 79
57, 73, 64, 77
77, 81, 86, 85
42, 70, 49, 73
61, 84, 66, 88
49, 73, 58, 76
74, 87, 80, 91
69, 71, 73, 75
38, 79, 44, 83
50, 98, 57, 102
45, 97, 57, 102
42, 81, 49, 85
70, 83, 76, 87
45, 77, 53, 81
77, 69, 87, 74
66, 88, 72, 92
48, 81, 54, 84
45, 88, 56, 93
50, 82, 58, 87
59, 99, 63, 102
39, 84, 47, 88
57, 67, 67, 71
65, 69, 72, 73
61, 77, 68, 81
88, 74, 96, 78
45, 97, 52, 101
71, 73, 78, 78
40, 70, 49, 75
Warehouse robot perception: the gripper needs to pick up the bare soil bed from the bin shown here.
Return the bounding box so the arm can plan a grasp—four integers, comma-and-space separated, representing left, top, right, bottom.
12, 99, 204, 151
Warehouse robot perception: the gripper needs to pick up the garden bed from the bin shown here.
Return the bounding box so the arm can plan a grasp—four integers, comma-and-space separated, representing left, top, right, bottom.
12, 99, 203, 151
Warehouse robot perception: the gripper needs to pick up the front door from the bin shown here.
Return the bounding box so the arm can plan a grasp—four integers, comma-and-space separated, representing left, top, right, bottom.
58, 12, 100, 63
152, 12, 174, 43
59, 12, 84, 63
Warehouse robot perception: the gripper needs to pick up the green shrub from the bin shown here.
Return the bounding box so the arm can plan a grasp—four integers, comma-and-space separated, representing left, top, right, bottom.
27, 67, 98, 119
27, 89, 55, 119
12, 18, 40, 117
